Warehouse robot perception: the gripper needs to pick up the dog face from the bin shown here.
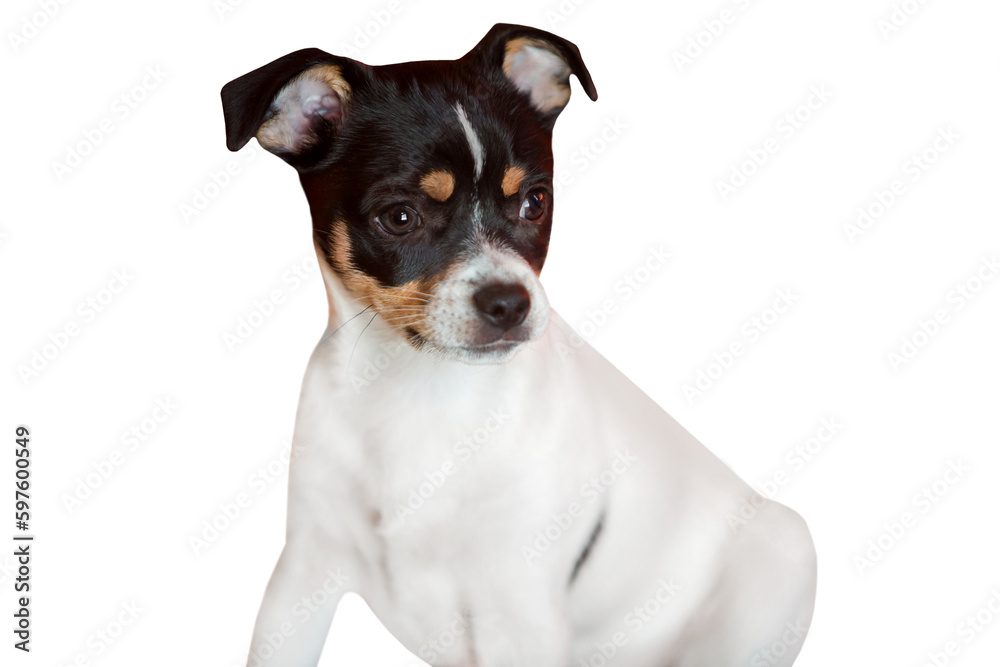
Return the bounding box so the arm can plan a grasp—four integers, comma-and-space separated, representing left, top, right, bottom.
222, 24, 596, 363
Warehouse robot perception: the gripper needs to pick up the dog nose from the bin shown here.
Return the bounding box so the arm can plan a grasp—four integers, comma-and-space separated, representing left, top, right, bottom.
473, 284, 531, 331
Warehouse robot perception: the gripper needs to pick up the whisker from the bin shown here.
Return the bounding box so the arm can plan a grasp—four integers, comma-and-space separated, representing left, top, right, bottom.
380, 313, 427, 324
346, 294, 431, 305
346, 293, 429, 302
388, 285, 434, 296
347, 312, 379, 372
392, 290, 434, 299
371, 308, 425, 317
319, 305, 372, 346
377, 310, 428, 325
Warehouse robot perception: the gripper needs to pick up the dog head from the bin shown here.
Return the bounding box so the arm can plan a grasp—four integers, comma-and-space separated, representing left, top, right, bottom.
221, 23, 596, 364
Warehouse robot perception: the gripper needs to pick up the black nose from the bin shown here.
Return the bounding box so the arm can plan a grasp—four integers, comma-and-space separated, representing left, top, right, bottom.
473, 284, 531, 331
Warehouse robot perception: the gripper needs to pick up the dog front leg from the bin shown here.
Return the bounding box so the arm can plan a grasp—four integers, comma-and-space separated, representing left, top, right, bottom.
245, 542, 356, 667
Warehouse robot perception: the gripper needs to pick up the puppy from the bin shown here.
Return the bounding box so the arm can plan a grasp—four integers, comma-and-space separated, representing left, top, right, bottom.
221, 23, 816, 667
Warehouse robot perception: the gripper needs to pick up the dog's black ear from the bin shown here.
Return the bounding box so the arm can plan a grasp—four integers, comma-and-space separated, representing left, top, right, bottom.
465, 23, 597, 127
221, 49, 366, 168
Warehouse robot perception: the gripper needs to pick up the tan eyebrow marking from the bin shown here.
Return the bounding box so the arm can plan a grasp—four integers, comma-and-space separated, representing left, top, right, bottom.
502, 165, 527, 197
419, 170, 455, 202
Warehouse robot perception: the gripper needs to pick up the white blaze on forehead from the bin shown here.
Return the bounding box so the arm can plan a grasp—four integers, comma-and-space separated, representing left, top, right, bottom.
470, 200, 484, 239
454, 102, 484, 181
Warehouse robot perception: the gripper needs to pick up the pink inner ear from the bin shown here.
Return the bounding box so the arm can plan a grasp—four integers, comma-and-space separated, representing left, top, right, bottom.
504, 43, 571, 113
298, 80, 343, 126
257, 68, 349, 154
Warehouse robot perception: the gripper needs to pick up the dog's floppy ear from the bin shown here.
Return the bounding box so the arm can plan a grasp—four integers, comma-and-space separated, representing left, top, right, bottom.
466, 23, 597, 127
221, 49, 366, 168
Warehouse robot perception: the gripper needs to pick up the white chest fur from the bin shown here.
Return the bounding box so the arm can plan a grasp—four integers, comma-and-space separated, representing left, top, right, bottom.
285, 314, 612, 664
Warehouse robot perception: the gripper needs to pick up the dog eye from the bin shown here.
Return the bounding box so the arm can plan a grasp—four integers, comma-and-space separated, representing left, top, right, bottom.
377, 205, 422, 235
519, 189, 547, 222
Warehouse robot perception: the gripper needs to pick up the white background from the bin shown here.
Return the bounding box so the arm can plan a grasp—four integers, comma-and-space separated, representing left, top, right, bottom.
3, 0, 999, 665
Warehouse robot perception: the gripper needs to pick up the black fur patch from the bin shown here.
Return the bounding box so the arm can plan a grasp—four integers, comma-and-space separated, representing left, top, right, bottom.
300, 59, 556, 289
